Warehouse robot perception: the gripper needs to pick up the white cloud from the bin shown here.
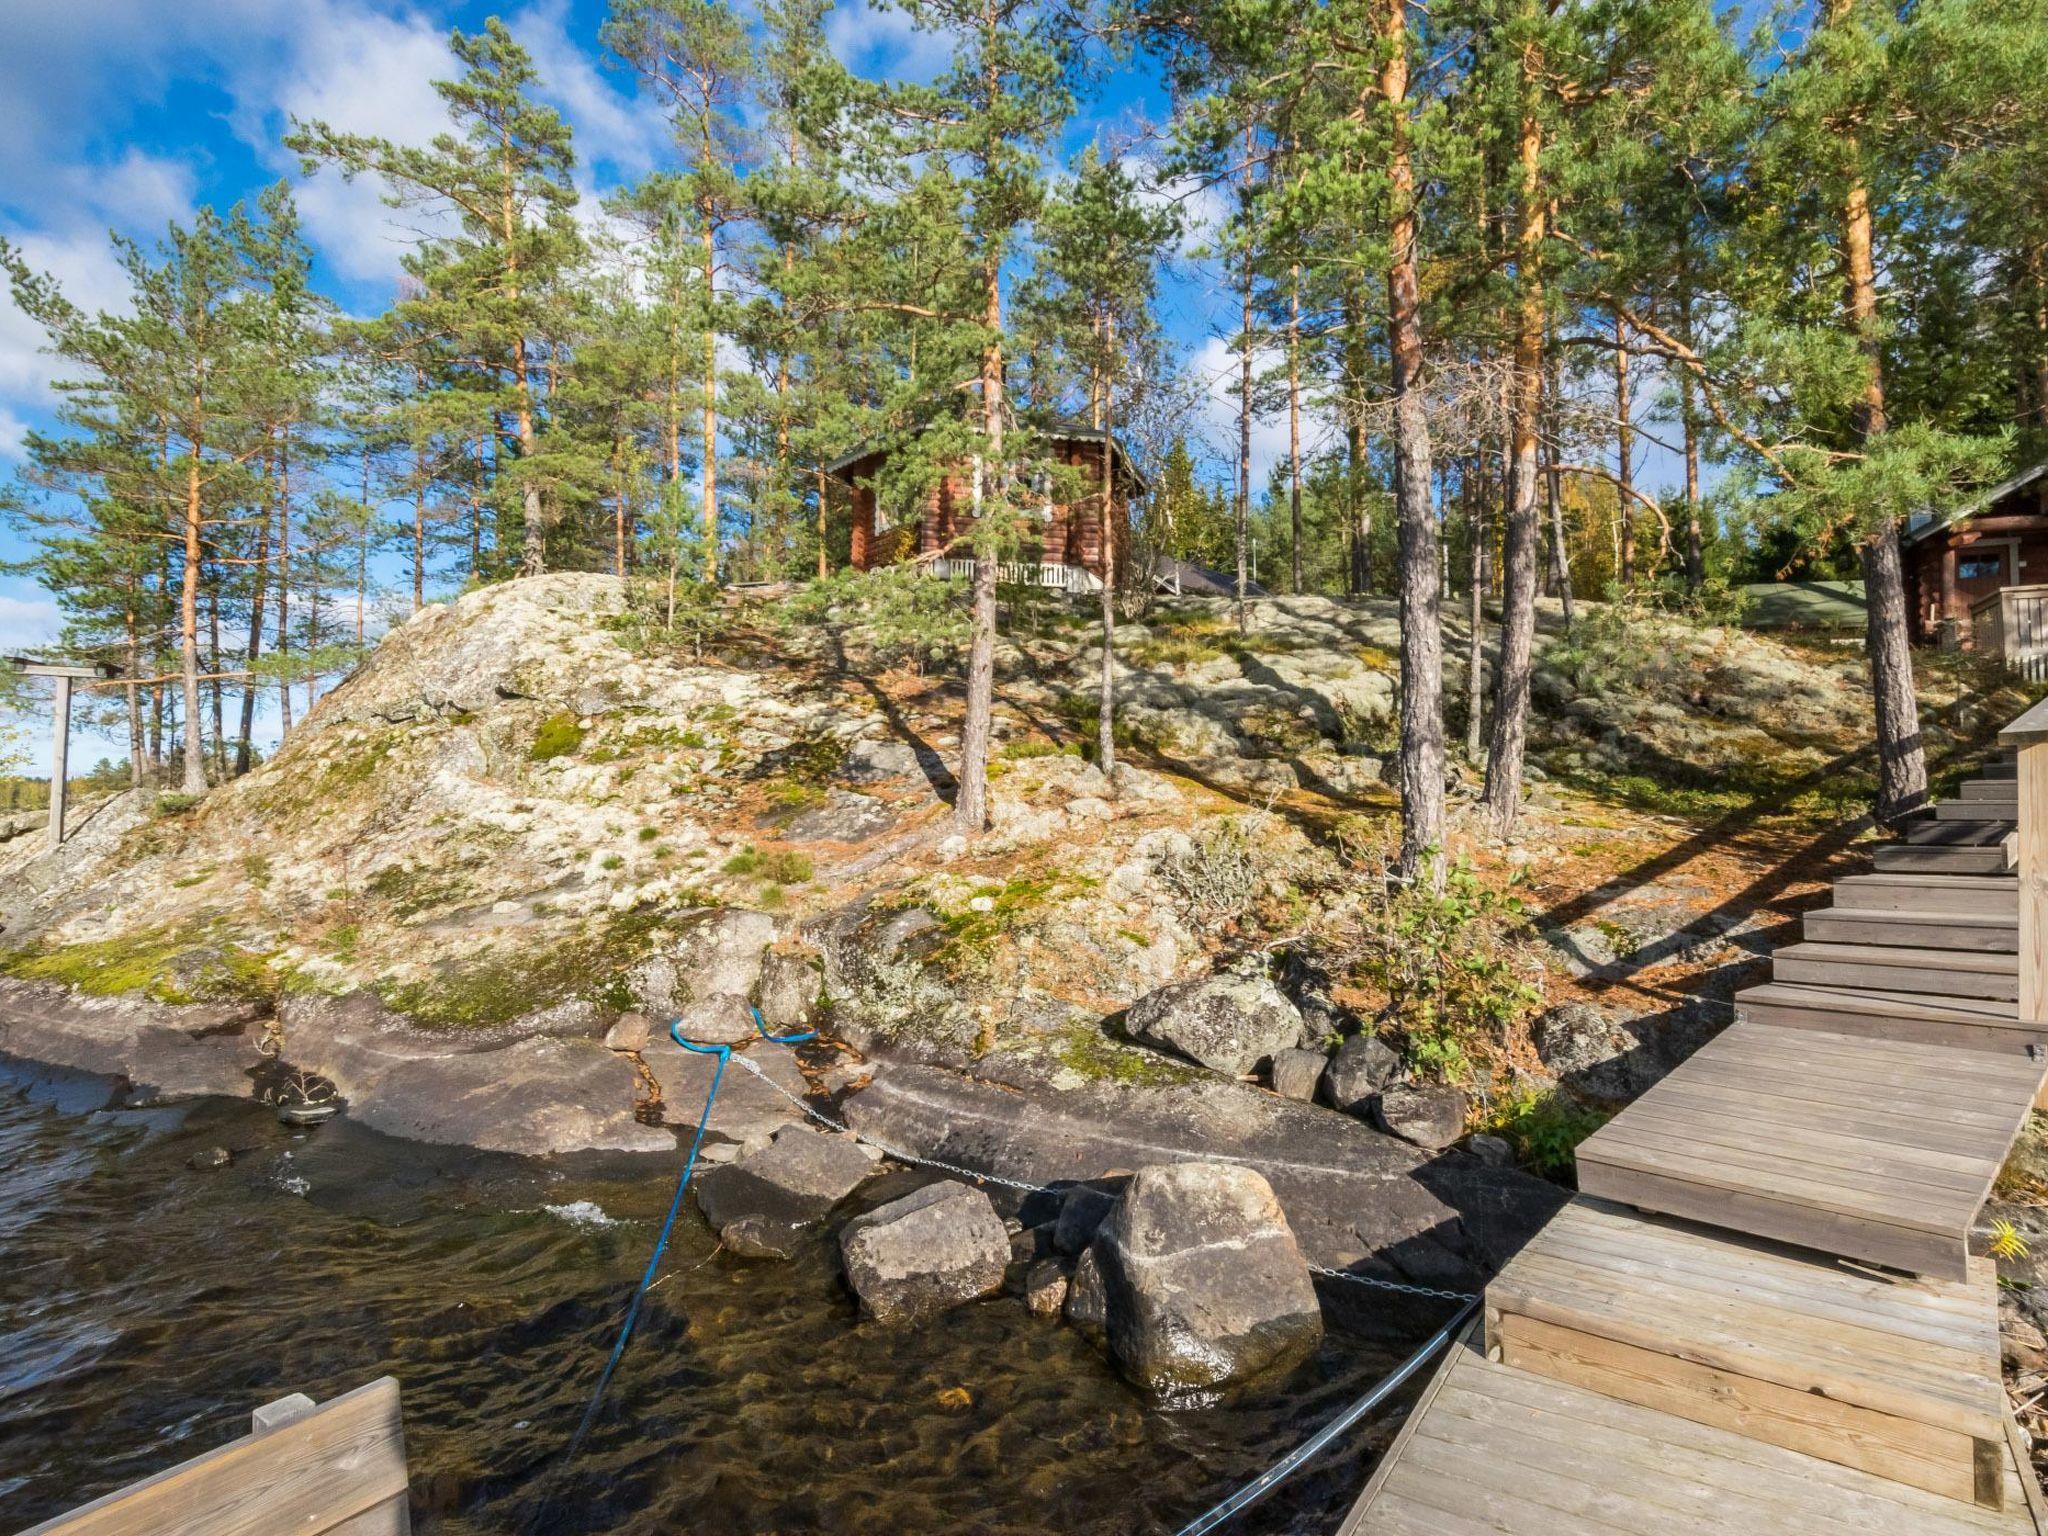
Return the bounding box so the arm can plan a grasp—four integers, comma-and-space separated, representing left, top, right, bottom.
1191, 333, 1292, 490
826, 0, 955, 85
1120, 154, 1231, 259
511, 0, 665, 175
0, 407, 27, 462
0, 591, 64, 654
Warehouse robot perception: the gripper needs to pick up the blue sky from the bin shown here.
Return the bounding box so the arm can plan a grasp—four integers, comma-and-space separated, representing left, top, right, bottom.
0, 0, 1681, 763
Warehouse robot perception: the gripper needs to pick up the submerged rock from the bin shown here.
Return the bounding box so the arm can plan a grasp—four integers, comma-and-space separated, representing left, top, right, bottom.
1064, 1247, 1109, 1346
694, 1124, 876, 1258
1089, 1162, 1323, 1397
1123, 970, 1304, 1077
1024, 1258, 1071, 1317
838, 1180, 1009, 1324
1374, 1083, 1468, 1150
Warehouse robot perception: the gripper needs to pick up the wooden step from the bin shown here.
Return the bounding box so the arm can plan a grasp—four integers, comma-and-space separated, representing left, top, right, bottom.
1772, 942, 2017, 1000
1802, 907, 2017, 953
1960, 778, 2018, 801
1484, 1197, 2007, 1507
1339, 1337, 2042, 1536
1935, 799, 2019, 822
1830, 873, 2017, 918
1574, 1022, 2044, 1281
1874, 843, 2011, 875
1909, 815, 2013, 843
1735, 981, 2048, 1052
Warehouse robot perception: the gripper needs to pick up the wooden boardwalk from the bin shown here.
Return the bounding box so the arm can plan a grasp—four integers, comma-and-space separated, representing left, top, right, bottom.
1343, 712, 2048, 1534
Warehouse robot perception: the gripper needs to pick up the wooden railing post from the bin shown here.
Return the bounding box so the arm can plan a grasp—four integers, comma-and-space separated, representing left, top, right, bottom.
2001, 699, 2048, 1109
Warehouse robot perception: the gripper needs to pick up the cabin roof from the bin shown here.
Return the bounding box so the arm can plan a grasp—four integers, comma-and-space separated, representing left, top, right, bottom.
1904, 460, 2048, 547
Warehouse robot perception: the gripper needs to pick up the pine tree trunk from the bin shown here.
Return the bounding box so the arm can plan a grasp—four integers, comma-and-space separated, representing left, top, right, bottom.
816, 466, 830, 579
276, 441, 294, 738
1484, 86, 1546, 832
1384, 0, 1444, 886
955, 256, 1004, 834
236, 454, 273, 778
702, 223, 720, 584
125, 579, 144, 788
179, 454, 207, 795
1830, 0, 1924, 825
1288, 265, 1303, 595
1614, 308, 1634, 586
1098, 383, 1118, 783
1465, 482, 1486, 762
1679, 278, 1705, 588
1235, 180, 1254, 634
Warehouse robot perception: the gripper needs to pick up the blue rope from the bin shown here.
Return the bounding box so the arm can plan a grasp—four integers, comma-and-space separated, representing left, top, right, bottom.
560, 1007, 816, 1465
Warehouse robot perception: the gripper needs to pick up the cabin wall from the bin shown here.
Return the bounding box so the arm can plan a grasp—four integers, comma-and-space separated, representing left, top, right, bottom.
838, 439, 1135, 583
1907, 484, 2048, 644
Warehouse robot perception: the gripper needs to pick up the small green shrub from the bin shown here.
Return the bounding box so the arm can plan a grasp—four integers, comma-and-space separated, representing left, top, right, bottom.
1482, 1088, 1612, 1180
601, 854, 625, 871
529, 713, 587, 762
1357, 859, 1541, 1083
154, 792, 201, 816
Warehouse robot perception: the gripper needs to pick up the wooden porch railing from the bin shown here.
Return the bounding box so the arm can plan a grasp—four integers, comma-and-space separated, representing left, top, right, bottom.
2001, 700, 2048, 1084
924, 557, 1104, 594
1973, 585, 2048, 681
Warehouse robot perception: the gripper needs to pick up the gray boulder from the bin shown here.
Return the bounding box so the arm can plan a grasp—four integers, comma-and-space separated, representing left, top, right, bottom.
673, 991, 758, 1045
1064, 1247, 1109, 1346
1024, 1258, 1071, 1317
1053, 1177, 1129, 1256
657, 908, 779, 1006
1124, 970, 1305, 1077
1268, 1047, 1327, 1102
1375, 1083, 1468, 1150
839, 1180, 1009, 1324
694, 1125, 876, 1258
1466, 1132, 1515, 1168
1090, 1162, 1323, 1397
603, 1012, 652, 1052
756, 950, 822, 1032
1318, 1034, 1399, 1115
1533, 1001, 1659, 1100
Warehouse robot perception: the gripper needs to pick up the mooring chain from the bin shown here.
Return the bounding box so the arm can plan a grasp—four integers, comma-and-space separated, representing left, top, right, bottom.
730, 1052, 1482, 1303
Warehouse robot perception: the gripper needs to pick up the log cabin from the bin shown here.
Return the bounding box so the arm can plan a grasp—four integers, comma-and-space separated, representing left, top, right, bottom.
826, 425, 1145, 595
1903, 460, 2048, 650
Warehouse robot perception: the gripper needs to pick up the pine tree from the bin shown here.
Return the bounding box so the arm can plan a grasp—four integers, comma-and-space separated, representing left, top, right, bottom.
289, 19, 582, 578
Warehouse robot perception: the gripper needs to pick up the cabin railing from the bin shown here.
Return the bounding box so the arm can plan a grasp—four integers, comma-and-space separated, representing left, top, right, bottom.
2000, 701, 2048, 1048
20, 1377, 409, 1536
1972, 585, 2048, 681
924, 557, 1104, 594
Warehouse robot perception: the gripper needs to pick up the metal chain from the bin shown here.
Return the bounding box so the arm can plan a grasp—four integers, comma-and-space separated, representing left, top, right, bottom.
730, 1054, 1481, 1303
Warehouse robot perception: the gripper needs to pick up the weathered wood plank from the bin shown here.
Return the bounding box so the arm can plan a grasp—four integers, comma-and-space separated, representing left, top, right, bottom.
18, 1378, 408, 1536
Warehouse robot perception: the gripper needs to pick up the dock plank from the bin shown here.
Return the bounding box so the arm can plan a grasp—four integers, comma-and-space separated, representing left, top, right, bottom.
1574, 1023, 2041, 1280
1339, 1344, 2037, 1536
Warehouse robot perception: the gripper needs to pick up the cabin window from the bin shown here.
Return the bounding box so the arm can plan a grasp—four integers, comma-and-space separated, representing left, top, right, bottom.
1960, 556, 2003, 580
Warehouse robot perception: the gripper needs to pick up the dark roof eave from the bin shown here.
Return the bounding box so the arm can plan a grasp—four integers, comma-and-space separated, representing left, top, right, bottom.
1904, 460, 2048, 547
823, 428, 1149, 495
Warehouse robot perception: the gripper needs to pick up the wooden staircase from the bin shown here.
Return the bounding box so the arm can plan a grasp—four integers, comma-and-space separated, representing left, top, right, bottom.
1343, 721, 2048, 1535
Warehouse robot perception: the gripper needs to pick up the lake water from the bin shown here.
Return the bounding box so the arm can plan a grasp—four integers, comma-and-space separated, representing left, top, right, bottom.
0, 1058, 1416, 1534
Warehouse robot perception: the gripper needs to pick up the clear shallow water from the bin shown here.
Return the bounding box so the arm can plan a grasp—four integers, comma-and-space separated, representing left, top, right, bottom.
0, 1059, 1414, 1535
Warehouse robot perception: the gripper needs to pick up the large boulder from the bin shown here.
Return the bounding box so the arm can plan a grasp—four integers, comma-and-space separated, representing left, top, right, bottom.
1533, 1001, 1660, 1100
838, 1180, 1009, 1324
1374, 1083, 1468, 1150
694, 1125, 876, 1258
629, 908, 779, 1017
1124, 970, 1304, 1077
1318, 1034, 1399, 1115
756, 949, 822, 1032
1089, 1162, 1323, 1397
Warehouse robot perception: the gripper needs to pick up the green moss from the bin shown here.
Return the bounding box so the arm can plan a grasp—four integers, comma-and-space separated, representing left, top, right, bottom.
723, 845, 812, 884
1, 920, 276, 1006
529, 712, 587, 762
1058, 1023, 1201, 1086
376, 912, 672, 1030
600, 853, 625, 871
241, 853, 272, 888
171, 870, 212, 889
318, 726, 403, 794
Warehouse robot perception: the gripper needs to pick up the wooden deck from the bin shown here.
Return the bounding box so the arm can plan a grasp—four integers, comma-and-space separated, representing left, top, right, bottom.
1338, 1338, 2043, 1536
1486, 1197, 2005, 1502
1575, 1023, 2041, 1281
1342, 722, 2048, 1535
